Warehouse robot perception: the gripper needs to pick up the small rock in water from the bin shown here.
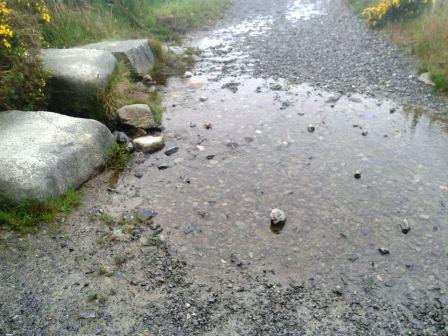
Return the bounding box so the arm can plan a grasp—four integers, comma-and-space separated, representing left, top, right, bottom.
390, 107, 396, 114
400, 219, 411, 234
354, 170, 362, 179
206, 154, 215, 160
307, 124, 315, 133
165, 147, 179, 156
133, 136, 165, 153
203, 122, 212, 129
361, 131, 368, 136
199, 96, 208, 102
226, 141, 239, 149
378, 247, 390, 255
184, 71, 193, 78
134, 170, 143, 178
190, 122, 197, 128
158, 164, 169, 170
270, 209, 286, 226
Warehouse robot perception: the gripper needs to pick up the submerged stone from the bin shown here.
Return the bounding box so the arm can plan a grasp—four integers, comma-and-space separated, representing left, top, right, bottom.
270, 209, 286, 226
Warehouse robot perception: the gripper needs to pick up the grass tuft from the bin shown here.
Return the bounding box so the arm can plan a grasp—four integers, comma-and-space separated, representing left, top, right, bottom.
0, 190, 81, 234
106, 143, 132, 172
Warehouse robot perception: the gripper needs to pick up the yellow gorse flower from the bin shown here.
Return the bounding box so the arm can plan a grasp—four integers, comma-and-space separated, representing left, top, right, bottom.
363, 0, 431, 27
0, 1, 51, 50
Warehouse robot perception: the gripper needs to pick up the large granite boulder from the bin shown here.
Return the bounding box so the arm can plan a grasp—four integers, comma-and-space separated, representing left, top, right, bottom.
80, 39, 155, 77
0, 111, 115, 205
40, 48, 118, 119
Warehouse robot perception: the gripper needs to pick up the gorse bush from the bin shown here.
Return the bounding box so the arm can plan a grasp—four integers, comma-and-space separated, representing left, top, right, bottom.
0, 1, 50, 110
363, 0, 432, 27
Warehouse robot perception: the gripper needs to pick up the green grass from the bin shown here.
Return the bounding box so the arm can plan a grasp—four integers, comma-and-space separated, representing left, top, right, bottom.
386, 3, 448, 92
0, 190, 81, 234
43, 0, 230, 47
346, 0, 374, 14
348, 0, 448, 92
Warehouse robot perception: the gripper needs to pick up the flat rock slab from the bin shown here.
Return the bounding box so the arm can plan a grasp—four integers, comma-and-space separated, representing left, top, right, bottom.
117, 104, 158, 129
0, 111, 115, 205
80, 39, 155, 77
40, 48, 117, 119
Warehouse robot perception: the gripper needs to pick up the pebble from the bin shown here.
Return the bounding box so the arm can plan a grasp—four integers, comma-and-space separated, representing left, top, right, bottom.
203, 122, 212, 129
307, 124, 315, 133
270, 209, 286, 225
134, 171, 143, 178
361, 131, 368, 136
184, 71, 193, 78
332, 286, 344, 296
354, 170, 362, 179
199, 96, 208, 102
158, 164, 169, 170
206, 154, 215, 160
400, 219, 411, 234
378, 247, 390, 255
165, 147, 179, 156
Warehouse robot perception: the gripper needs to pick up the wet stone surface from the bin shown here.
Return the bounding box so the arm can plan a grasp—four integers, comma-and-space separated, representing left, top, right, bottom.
1, 0, 448, 335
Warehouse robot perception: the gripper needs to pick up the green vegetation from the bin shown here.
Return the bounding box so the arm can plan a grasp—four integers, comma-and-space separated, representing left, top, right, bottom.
43, 0, 229, 47
0, 1, 50, 110
0, 190, 81, 233
348, 0, 448, 92
113, 255, 128, 266
106, 143, 132, 171
97, 267, 113, 276
142, 235, 163, 248
1, 0, 229, 111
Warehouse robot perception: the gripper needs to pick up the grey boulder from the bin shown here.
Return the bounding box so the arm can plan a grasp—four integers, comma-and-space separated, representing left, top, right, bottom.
0, 111, 115, 205
41, 48, 117, 119
117, 104, 158, 129
80, 39, 155, 77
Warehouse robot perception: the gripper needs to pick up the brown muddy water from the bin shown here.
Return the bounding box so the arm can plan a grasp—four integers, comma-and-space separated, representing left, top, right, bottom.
101, 17, 448, 299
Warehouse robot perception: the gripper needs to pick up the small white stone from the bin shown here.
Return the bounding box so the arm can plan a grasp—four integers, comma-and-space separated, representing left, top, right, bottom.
199, 96, 208, 102
133, 136, 165, 153
183, 71, 193, 78
270, 209, 286, 225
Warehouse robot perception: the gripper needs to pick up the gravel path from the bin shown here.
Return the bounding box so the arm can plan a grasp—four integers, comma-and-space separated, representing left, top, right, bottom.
1, 0, 447, 335
212, 0, 447, 112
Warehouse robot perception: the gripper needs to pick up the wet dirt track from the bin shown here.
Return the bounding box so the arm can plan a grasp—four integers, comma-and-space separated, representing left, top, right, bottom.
1, 0, 448, 335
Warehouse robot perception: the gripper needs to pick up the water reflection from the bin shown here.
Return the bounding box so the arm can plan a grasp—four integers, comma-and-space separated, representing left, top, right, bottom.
286, 0, 326, 22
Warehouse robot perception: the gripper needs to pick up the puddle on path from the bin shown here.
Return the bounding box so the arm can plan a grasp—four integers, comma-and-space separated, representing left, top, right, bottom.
108, 6, 448, 294
286, 0, 326, 22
